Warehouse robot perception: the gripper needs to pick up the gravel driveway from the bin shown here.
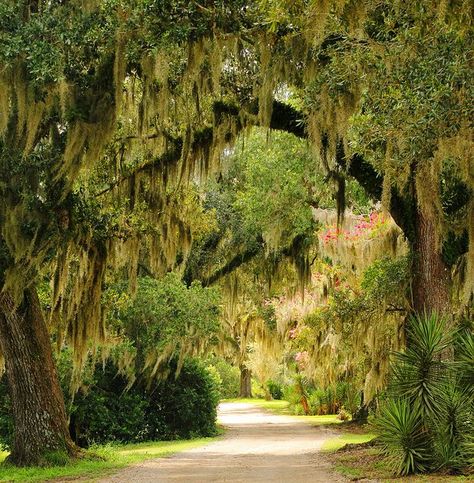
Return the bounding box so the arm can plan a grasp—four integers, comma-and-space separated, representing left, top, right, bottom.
101, 402, 348, 482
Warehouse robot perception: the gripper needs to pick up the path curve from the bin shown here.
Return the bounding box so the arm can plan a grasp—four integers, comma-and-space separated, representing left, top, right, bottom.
102, 402, 348, 482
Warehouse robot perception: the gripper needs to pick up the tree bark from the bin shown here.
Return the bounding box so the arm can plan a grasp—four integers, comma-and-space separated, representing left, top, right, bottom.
239, 365, 252, 398
0, 288, 79, 466
412, 209, 451, 315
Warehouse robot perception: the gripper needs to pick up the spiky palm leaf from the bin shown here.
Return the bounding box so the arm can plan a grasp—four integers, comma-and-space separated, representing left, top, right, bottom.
390, 312, 453, 417
432, 382, 474, 471
456, 332, 474, 396
375, 398, 433, 475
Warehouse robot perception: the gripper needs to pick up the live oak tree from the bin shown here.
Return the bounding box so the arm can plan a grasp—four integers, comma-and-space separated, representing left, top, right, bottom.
0, 0, 249, 465
0, 0, 472, 467
255, 0, 473, 315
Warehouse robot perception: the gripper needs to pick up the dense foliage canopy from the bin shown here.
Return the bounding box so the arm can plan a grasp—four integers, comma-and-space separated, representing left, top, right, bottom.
0, 0, 472, 471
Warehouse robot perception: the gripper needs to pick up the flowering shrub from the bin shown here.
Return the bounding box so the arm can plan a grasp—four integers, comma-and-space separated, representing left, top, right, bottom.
294, 350, 309, 370
320, 211, 389, 244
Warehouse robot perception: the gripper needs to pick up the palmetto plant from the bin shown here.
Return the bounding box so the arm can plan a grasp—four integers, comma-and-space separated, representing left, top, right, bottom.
457, 332, 474, 395
375, 312, 474, 476
375, 398, 433, 475
390, 312, 453, 417
432, 383, 474, 471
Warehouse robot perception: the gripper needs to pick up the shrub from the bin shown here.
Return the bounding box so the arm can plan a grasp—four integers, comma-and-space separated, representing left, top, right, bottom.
0, 378, 12, 451
267, 380, 283, 400
143, 359, 220, 441
338, 382, 361, 416
206, 359, 240, 399
338, 408, 351, 421
375, 313, 474, 476
70, 365, 149, 446
375, 398, 433, 475
284, 377, 311, 414
390, 312, 453, 417
431, 383, 474, 471
0, 358, 220, 449
251, 379, 266, 399
308, 387, 326, 415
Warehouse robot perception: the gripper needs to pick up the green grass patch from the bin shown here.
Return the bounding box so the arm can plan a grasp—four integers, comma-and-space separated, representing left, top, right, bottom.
328, 442, 473, 481
0, 437, 219, 482
291, 414, 343, 426
321, 432, 377, 452
334, 463, 364, 479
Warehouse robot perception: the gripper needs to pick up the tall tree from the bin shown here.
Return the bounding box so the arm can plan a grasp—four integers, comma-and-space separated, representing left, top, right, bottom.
0, 0, 249, 465
0, 0, 472, 466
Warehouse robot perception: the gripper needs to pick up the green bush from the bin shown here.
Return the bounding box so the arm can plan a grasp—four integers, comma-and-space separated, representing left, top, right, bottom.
0, 378, 12, 451
206, 359, 240, 399
375, 313, 474, 476
308, 387, 326, 414
251, 379, 266, 399
0, 358, 220, 449
281, 383, 306, 415
375, 398, 433, 475
70, 365, 149, 445
267, 380, 283, 400
143, 359, 220, 441
338, 408, 351, 421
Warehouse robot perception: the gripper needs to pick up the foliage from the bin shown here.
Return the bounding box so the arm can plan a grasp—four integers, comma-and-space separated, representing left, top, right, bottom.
390, 313, 453, 416
142, 359, 220, 441
281, 380, 357, 416
0, 358, 220, 449
232, 129, 317, 250
320, 212, 389, 244
0, 438, 217, 482
287, 256, 409, 403
266, 380, 283, 400
375, 398, 433, 475
0, 380, 12, 451
375, 313, 474, 475
206, 359, 241, 399
105, 275, 221, 380
337, 408, 351, 421
0, 0, 472, 469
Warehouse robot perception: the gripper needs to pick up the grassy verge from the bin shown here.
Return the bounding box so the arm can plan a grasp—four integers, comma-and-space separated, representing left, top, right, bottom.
220, 398, 343, 425
321, 432, 377, 452
326, 441, 473, 481
0, 437, 219, 482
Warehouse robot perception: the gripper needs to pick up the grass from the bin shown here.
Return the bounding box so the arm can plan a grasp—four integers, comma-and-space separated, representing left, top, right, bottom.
327, 445, 474, 482
221, 398, 343, 425
321, 432, 377, 452
0, 437, 219, 482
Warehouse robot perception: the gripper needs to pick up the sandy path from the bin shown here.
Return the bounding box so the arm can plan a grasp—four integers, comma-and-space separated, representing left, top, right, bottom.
101, 402, 348, 482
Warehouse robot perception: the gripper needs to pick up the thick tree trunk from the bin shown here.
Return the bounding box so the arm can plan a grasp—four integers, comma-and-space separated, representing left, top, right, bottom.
0, 288, 79, 466
412, 210, 451, 315
239, 365, 252, 398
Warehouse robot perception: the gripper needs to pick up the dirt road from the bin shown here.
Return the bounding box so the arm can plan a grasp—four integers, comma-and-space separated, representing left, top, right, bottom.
102, 402, 347, 482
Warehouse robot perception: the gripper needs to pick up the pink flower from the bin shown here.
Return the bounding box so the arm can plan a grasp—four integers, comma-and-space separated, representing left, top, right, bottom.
295, 351, 309, 369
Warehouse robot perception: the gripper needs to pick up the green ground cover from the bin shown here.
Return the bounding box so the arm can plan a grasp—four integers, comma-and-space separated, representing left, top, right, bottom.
326, 441, 474, 481
321, 432, 377, 452
0, 437, 219, 482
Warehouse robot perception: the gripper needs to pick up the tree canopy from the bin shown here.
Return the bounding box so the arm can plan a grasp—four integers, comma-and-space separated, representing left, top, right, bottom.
0, 0, 472, 468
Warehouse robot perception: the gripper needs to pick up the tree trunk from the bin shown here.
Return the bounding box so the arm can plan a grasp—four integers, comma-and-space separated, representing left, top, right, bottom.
412, 209, 451, 315
239, 365, 252, 398
0, 288, 79, 466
